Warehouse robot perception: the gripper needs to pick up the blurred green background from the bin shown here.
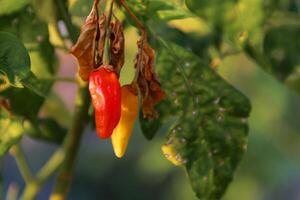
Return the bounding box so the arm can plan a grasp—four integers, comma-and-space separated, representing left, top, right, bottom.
2, 0, 300, 199
4, 52, 300, 200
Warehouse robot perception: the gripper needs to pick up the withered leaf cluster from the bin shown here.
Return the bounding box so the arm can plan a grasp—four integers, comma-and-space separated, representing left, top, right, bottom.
110, 19, 125, 75
135, 34, 165, 119
70, 0, 164, 119
70, 3, 103, 81
70, 2, 125, 81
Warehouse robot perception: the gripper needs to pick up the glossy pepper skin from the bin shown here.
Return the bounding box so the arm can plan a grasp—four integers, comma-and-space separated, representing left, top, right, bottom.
111, 85, 138, 158
89, 66, 121, 139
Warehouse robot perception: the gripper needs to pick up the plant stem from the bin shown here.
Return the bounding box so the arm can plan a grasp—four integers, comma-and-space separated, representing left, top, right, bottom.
21, 181, 40, 200
103, 0, 115, 65
54, 0, 79, 42
50, 80, 90, 200
10, 144, 33, 184
22, 1, 90, 199
37, 149, 66, 183
49, 2, 91, 199
49, 1, 91, 199
20, 149, 67, 200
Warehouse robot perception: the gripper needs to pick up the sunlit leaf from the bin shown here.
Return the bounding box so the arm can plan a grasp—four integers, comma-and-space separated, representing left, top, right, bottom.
0, 0, 29, 15
0, 106, 23, 157
0, 32, 31, 87
225, 0, 264, 46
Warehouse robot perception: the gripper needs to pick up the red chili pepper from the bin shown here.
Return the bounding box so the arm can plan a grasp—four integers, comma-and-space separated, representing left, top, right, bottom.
89, 66, 121, 139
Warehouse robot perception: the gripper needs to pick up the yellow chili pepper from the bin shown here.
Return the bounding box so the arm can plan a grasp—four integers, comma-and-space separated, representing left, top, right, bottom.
111, 85, 138, 158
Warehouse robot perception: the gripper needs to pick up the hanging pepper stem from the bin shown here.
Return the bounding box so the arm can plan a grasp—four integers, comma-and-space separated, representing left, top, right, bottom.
103, 0, 115, 66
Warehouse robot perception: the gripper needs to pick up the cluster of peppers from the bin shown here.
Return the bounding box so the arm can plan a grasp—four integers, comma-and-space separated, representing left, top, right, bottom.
70, 0, 165, 158
89, 68, 138, 157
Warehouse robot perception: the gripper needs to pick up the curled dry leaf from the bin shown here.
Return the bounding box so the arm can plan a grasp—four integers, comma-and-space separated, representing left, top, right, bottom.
70, 6, 98, 81
110, 19, 125, 74
70, 3, 106, 81
96, 14, 107, 67
135, 34, 165, 119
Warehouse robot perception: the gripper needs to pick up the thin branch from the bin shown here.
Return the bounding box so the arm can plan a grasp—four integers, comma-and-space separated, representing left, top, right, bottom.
54, 0, 79, 43
10, 144, 33, 184
50, 80, 90, 200
49, 1, 91, 199
6, 183, 19, 200
20, 150, 67, 200
20, 1, 89, 199
36, 149, 66, 183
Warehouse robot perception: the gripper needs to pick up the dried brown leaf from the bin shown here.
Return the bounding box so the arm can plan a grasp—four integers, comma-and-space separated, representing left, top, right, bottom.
96, 14, 107, 67
0, 99, 10, 112
70, 6, 98, 81
136, 35, 165, 119
70, 3, 107, 81
110, 19, 125, 74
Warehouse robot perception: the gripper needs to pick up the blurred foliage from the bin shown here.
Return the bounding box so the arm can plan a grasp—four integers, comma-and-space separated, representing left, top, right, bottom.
0, 5, 62, 145
0, 0, 29, 15
0, 0, 300, 199
0, 106, 23, 157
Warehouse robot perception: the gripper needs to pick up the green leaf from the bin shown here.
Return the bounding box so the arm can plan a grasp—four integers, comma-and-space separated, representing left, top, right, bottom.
154, 41, 251, 199
125, 0, 192, 23
285, 68, 300, 94
264, 0, 299, 15
242, 23, 300, 96
0, 6, 56, 123
144, 0, 175, 12
1, 87, 45, 121
21, 72, 52, 97
24, 118, 67, 144
0, 32, 31, 87
157, 9, 193, 21
0, 6, 57, 78
0, 106, 23, 156
42, 92, 72, 127
139, 110, 163, 140
263, 24, 300, 80
0, 0, 29, 15
225, 0, 264, 46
